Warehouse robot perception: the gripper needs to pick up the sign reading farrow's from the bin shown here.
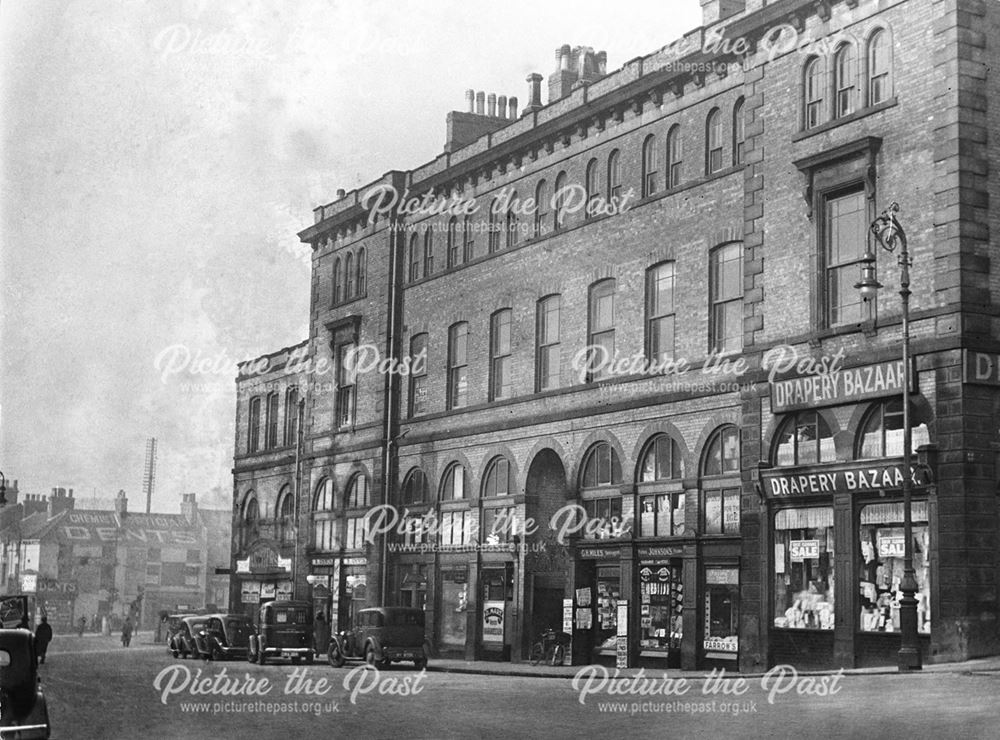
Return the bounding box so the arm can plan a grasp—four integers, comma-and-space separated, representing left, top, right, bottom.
769, 359, 909, 414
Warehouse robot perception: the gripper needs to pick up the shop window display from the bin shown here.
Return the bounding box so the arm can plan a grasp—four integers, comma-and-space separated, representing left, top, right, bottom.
703, 567, 739, 658
639, 562, 682, 655
639, 493, 685, 537
858, 502, 930, 634
594, 566, 621, 656
772, 507, 835, 630
439, 569, 468, 649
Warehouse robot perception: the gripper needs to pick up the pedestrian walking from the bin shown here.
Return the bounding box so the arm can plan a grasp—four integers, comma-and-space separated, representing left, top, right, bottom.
121, 617, 133, 648
77, 616, 86, 637
35, 616, 53, 664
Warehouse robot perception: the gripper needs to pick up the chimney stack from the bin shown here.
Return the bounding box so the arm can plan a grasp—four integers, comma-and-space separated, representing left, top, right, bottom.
549, 45, 608, 102
445, 89, 515, 152
508, 97, 518, 119
181, 493, 198, 524
525, 73, 543, 113
115, 489, 128, 520
700, 0, 746, 25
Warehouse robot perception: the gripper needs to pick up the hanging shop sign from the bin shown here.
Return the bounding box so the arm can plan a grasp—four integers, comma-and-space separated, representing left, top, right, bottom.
963, 350, 1000, 386
236, 559, 251, 574
482, 601, 505, 644
770, 359, 909, 414
789, 540, 819, 561
761, 460, 932, 498
277, 557, 292, 572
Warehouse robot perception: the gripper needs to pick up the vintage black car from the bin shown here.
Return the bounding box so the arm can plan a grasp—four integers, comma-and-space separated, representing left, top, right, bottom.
165, 614, 194, 658
247, 600, 314, 665
192, 614, 254, 661
171, 616, 207, 659
327, 607, 427, 670
0, 629, 51, 738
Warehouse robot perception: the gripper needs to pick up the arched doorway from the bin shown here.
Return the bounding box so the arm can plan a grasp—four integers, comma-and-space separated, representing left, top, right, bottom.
523, 448, 570, 658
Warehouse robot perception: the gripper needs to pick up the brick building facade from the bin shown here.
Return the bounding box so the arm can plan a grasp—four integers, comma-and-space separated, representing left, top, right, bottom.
0, 487, 229, 633
231, 0, 1000, 671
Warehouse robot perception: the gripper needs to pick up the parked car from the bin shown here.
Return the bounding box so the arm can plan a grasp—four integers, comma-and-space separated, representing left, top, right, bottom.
165, 614, 194, 658
192, 614, 254, 661
247, 601, 314, 665
172, 616, 208, 659
0, 628, 51, 738
327, 607, 427, 670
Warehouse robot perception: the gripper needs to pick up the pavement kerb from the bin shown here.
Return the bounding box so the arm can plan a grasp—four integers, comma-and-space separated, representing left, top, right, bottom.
423, 658, 1000, 680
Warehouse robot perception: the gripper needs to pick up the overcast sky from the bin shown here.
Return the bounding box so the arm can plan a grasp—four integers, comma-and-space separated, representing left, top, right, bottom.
0, 0, 702, 513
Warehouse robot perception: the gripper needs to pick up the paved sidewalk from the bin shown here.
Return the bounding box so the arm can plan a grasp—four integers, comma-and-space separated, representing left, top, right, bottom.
423, 653, 1000, 679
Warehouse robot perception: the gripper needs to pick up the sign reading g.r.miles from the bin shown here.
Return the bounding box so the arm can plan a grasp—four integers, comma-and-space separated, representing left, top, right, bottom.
963, 350, 1000, 386
770, 359, 907, 413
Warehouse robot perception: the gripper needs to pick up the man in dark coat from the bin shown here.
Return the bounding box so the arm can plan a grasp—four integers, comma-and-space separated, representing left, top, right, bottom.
35, 616, 53, 664
121, 617, 133, 647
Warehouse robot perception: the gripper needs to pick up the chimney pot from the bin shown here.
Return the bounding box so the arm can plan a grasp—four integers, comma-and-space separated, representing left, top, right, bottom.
475, 91, 485, 115
336, 188, 346, 199
508, 96, 518, 119
497, 95, 507, 118
465, 88, 475, 113
526, 73, 544, 112
487, 93, 497, 117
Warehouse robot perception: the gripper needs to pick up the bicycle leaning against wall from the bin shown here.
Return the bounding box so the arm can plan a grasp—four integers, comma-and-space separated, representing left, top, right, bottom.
528, 628, 571, 666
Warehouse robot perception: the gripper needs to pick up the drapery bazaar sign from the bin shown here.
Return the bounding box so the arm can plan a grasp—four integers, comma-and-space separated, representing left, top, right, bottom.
769, 359, 909, 414
762, 461, 928, 498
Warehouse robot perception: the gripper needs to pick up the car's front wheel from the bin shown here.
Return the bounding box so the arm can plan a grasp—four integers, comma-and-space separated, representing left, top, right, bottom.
328, 643, 346, 667
364, 645, 377, 668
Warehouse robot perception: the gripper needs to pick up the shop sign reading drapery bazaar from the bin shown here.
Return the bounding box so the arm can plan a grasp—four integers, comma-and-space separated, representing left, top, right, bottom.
761, 460, 931, 498
769, 359, 910, 413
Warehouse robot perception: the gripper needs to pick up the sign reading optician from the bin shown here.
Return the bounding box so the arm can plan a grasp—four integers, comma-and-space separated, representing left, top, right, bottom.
762, 461, 930, 498
770, 359, 909, 413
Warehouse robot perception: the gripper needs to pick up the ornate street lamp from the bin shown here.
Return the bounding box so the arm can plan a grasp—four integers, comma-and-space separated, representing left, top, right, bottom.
856, 202, 921, 671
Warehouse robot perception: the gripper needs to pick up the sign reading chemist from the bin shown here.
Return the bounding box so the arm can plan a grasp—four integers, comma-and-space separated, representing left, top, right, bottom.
770, 359, 908, 414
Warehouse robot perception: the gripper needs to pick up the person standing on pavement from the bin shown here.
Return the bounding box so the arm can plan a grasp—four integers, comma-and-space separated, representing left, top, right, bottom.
35, 616, 53, 664
121, 616, 133, 647
77, 616, 86, 637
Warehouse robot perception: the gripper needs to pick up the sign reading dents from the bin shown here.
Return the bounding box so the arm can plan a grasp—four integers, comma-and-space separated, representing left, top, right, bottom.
762, 461, 930, 498
963, 350, 1000, 386
769, 359, 909, 414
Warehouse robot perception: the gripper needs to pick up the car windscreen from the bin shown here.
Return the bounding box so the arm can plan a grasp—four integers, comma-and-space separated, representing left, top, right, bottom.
388, 611, 425, 627
226, 620, 253, 642
273, 609, 308, 625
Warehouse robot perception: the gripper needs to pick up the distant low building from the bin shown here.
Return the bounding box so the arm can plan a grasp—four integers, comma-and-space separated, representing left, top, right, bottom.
0, 487, 231, 632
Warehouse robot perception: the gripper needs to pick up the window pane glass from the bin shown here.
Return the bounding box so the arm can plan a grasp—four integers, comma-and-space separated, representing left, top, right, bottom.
704, 491, 722, 534
859, 505, 930, 633
773, 507, 835, 630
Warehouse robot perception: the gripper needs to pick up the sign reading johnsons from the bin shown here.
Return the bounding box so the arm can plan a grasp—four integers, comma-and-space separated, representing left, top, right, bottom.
769, 359, 909, 414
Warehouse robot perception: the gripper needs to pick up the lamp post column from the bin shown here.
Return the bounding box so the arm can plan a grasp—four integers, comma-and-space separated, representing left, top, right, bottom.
895, 226, 921, 671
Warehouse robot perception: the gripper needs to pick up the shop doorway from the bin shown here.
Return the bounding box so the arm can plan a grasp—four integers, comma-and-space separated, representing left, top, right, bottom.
527, 574, 565, 650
